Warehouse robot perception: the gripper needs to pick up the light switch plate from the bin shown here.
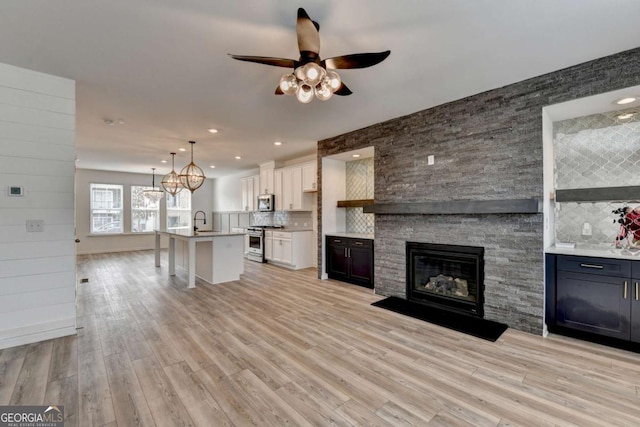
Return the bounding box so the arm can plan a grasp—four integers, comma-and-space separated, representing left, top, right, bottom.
8, 186, 23, 196
428, 155, 435, 165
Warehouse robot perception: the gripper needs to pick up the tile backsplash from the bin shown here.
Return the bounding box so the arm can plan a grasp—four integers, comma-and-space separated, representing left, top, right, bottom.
345, 158, 374, 234
554, 111, 640, 247
251, 210, 312, 228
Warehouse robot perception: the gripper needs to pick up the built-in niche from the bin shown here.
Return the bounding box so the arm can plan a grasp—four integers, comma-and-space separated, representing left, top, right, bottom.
345, 157, 374, 234
553, 110, 640, 248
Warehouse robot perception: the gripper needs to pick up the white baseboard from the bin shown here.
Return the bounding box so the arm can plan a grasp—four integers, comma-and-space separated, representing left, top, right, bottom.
0, 318, 76, 350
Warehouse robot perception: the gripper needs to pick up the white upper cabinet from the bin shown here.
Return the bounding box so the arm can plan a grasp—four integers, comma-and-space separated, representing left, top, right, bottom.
302, 161, 317, 192
240, 175, 259, 211
259, 161, 275, 195
274, 169, 283, 211
278, 164, 312, 211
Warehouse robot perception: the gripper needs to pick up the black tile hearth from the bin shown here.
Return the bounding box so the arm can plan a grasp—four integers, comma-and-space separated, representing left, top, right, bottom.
372, 296, 508, 342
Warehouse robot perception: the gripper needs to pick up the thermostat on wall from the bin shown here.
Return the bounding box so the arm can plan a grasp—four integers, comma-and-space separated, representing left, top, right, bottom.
8, 186, 23, 196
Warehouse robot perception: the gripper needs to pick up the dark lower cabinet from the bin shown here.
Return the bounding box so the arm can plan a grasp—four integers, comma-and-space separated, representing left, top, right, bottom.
547, 254, 640, 346
326, 236, 374, 288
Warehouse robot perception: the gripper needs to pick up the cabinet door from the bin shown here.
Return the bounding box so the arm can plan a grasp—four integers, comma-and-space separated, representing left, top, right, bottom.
252, 176, 260, 209
632, 278, 640, 343
556, 271, 630, 340
264, 236, 273, 260
240, 178, 250, 211
326, 238, 349, 280
274, 169, 283, 211
348, 243, 374, 288
281, 168, 293, 210
281, 238, 292, 264
290, 166, 303, 209
302, 162, 317, 192
260, 168, 274, 194
244, 234, 250, 256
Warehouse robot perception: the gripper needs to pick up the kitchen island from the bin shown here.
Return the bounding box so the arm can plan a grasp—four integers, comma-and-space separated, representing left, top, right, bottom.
155, 230, 245, 288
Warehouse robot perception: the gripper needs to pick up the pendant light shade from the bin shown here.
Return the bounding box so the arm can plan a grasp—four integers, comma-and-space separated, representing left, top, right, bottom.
179, 141, 205, 193
161, 152, 183, 196
143, 168, 165, 202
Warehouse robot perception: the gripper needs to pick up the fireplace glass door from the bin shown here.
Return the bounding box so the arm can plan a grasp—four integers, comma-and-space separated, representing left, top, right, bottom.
407, 242, 484, 317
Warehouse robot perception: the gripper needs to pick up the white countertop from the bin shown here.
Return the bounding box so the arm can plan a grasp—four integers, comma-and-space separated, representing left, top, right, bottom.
326, 232, 374, 240
155, 230, 245, 238
546, 245, 640, 260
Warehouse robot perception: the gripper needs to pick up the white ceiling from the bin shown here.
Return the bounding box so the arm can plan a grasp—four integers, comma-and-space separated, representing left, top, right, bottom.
1, 0, 639, 178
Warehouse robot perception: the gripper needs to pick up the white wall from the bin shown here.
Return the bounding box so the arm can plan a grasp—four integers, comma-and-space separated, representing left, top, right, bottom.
212, 168, 259, 212
0, 62, 76, 349
76, 169, 214, 254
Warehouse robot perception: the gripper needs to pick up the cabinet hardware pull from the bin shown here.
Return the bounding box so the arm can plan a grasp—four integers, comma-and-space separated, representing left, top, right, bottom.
354, 242, 363, 246
334, 239, 341, 243
636, 282, 639, 301
624, 281, 628, 299
348, 248, 351, 257
344, 248, 347, 257
580, 263, 603, 269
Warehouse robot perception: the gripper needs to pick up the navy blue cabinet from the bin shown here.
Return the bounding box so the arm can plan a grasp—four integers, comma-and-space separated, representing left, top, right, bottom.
326, 236, 374, 288
547, 254, 640, 345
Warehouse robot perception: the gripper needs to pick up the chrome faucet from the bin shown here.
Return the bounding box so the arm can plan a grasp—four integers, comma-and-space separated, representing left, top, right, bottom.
193, 210, 206, 232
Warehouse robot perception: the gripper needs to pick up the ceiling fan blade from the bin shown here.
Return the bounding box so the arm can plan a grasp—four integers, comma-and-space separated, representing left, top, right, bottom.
334, 82, 353, 96
275, 85, 284, 95
297, 8, 320, 55
228, 54, 295, 68
324, 51, 391, 69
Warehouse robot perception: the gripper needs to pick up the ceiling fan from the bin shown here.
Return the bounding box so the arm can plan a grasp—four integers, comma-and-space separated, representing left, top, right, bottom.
229, 8, 390, 103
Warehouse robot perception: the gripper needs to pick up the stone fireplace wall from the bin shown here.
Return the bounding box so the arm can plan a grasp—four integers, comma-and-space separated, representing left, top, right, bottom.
317, 47, 640, 334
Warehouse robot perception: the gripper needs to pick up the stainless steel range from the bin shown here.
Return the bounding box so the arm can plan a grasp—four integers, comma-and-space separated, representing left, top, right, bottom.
246, 225, 283, 263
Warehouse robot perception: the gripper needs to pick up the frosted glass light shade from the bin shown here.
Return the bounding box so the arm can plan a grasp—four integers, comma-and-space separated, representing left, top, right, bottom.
279, 74, 298, 95
296, 84, 314, 103
315, 81, 333, 101
326, 70, 342, 92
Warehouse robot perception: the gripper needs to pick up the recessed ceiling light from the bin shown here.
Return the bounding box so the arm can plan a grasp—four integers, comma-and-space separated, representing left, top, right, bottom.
352, 154, 361, 158
179, 148, 186, 152
235, 156, 242, 160
208, 128, 218, 134
161, 160, 168, 163
209, 165, 216, 169
617, 112, 636, 120
615, 97, 637, 105
274, 141, 282, 146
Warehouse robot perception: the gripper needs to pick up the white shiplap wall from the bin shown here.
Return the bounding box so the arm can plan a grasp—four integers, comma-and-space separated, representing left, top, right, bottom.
0, 62, 76, 349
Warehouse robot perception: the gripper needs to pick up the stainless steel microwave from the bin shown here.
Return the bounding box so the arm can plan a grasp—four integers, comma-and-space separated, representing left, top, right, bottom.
257, 194, 275, 211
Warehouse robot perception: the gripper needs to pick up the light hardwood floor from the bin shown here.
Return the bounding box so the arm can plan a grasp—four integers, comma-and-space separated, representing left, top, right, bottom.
2, 250, 640, 426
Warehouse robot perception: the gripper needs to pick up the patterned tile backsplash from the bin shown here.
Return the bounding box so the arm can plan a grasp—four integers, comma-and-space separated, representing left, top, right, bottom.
252, 211, 312, 227
554, 111, 640, 247
345, 158, 374, 233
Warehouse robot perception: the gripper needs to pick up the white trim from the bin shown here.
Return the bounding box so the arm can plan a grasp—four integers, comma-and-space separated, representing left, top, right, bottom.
76, 245, 168, 255
0, 317, 76, 350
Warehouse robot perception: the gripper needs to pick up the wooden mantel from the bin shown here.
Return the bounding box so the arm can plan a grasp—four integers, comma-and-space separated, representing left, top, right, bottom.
362, 198, 542, 215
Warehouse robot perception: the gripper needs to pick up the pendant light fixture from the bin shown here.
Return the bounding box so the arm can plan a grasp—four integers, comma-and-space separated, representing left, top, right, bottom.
143, 168, 165, 202
161, 152, 183, 196
179, 141, 205, 193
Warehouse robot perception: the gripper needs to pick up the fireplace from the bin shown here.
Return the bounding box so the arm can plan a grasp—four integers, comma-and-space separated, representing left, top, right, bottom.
406, 242, 484, 317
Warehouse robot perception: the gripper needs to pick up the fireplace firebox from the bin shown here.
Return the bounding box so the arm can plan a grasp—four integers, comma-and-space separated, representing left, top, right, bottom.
406, 242, 484, 317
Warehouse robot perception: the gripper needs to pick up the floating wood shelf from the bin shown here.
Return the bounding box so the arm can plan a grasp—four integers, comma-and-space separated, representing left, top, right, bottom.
555, 186, 640, 203
362, 199, 542, 215
337, 199, 375, 208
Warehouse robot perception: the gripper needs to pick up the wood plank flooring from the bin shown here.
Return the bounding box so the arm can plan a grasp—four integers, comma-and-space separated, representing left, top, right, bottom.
2, 250, 640, 426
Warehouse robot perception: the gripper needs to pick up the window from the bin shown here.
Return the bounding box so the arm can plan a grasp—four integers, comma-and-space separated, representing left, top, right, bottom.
166, 191, 191, 231
90, 183, 123, 234
131, 186, 160, 233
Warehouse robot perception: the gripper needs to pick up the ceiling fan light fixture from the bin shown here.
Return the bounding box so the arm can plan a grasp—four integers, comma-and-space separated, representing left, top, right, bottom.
161, 152, 184, 196
179, 141, 205, 193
